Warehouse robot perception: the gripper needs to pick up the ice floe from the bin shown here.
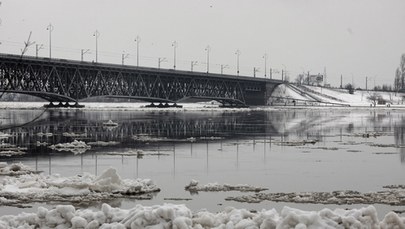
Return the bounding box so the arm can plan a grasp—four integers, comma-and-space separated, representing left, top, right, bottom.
0, 162, 38, 176
103, 120, 119, 127
62, 132, 87, 138
36, 132, 53, 137
275, 139, 318, 146
87, 141, 120, 147
0, 203, 404, 228
104, 150, 169, 157
185, 180, 268, 193
0, 131, 12, 139
0, 143, 26, 156
0, 167, 160, 207
225, 188, 405, 206
49, 140, 91, 154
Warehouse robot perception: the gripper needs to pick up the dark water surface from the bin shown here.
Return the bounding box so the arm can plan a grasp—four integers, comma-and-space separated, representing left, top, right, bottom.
1, 108, 405, 217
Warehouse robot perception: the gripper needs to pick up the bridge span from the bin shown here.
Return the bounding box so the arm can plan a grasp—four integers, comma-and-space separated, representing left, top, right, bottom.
0, 53, 283, 107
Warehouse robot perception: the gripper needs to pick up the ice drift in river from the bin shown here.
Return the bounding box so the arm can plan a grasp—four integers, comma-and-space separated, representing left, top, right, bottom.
0, 203, 404, 228
0, 167, 160, 206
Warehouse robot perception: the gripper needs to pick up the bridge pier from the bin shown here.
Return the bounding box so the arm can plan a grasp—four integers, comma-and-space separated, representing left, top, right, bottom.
145, 102, 182, 108
44, 102, 85, 108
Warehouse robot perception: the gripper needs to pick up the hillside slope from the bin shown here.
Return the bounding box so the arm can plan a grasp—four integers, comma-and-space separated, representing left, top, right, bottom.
270, 84, 405, 107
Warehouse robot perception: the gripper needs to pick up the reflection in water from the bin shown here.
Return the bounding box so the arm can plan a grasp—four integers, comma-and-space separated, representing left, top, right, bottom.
1, 109, 405, 164
393, 114, 405, 163
1, 110, 278, 157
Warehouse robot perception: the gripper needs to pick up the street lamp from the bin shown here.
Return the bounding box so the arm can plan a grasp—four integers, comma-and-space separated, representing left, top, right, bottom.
172, 41, 178, 70
134, 35, 140, 67
158, 57, 167, 69
253, 67, 260, 77
282, 64, 286, 81
122, 51, 129, 65
46, 24, 54, 58
93, 30, 100, 63
235, 49, 241, 75
81, 49, 90, 61
221, 64, 229, 74
263, 53, 268, 77
205, 45, 211, 73
36, 44, 44, 58
191, 61, 198, 72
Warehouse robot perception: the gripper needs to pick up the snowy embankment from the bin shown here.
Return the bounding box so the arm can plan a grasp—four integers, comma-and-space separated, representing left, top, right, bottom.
0, 203, 404, 228
0, 167, 160, 207
271, 84, 405, 107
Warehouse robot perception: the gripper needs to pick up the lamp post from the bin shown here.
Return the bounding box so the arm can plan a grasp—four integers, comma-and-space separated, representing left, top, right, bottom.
282, 64, 286, 81
158, 57, 167, 69
253, 67, 260, 77
134, 35, 140, 67
122, 52, 129, 65
263, 53, 268, 77
221, 64, 229, 74
235, 49, 241, 75
81, 49, 90, 61
46, 24, 54, 58
205, 45, 211, 73
365, 76, 368, 90
93, 30, 100, 63
172, 41, 178, 70
36, 44, 44, 58
191, 61, 198, 72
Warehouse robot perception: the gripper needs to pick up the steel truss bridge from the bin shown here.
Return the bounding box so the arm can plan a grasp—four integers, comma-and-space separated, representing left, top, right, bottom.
0, 53, 283, 107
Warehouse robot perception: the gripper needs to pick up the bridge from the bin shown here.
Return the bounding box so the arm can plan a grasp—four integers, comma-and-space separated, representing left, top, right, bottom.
0, 53, 283, 107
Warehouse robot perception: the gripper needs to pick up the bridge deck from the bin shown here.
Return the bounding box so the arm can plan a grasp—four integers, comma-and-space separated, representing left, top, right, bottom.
0, 53, 283, 106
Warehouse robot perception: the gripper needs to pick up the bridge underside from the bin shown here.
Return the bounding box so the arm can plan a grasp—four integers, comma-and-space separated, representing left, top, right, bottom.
177, 96, 248, 107
0, 54, 282, 107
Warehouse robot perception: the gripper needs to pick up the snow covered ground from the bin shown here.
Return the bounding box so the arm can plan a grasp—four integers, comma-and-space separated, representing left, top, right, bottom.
271, 84, 405, 107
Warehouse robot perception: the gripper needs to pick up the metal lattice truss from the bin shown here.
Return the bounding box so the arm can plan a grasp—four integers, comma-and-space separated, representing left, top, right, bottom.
0, 54, 280, 106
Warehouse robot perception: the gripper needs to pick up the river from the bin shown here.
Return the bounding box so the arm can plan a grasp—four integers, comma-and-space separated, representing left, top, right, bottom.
1, 107, 405, 218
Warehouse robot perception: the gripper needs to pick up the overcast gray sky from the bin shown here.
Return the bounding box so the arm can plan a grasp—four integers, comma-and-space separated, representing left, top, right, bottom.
1, 0, 404, 88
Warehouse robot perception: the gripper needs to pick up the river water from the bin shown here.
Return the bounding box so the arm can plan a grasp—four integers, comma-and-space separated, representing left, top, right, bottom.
1, 107, 405, 217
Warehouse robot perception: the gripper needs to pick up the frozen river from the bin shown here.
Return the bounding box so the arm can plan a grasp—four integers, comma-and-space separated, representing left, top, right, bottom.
1, 106, 405, 218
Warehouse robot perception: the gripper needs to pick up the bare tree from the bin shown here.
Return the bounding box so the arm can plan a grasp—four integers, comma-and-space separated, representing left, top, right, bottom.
395, 67, 401, 91
401, 54, 405, 88
394, 54, 405, 91
295, 74, 305, 85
